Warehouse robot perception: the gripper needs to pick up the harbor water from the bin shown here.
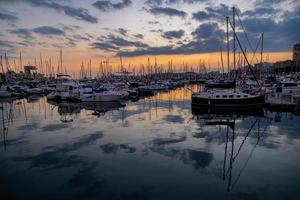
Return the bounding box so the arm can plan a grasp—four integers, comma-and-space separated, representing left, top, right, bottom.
0, 85, 300, 200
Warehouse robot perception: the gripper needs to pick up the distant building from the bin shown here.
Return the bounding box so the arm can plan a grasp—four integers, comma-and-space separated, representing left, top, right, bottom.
293, 43, 300, 61
274, 60, 296, 73
254, 62, 274, 73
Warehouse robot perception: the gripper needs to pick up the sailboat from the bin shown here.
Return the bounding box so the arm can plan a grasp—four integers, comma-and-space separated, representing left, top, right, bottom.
192, 7, 265, 109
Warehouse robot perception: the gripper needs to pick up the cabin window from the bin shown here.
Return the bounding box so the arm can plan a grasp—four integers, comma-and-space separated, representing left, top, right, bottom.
216, 95, 220, 98
244, 95, 248, 97
237, 95, 241, 98
222, 95, 227, 98
229, 95, 234, 98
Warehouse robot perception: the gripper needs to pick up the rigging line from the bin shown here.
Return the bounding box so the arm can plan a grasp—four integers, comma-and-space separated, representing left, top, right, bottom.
232, 119, 258, 161
231, 132, 259, 190
228, 20, 261, 87
223, 123, 229, 180
236, 12, 260, 62
249, 36, 262, 65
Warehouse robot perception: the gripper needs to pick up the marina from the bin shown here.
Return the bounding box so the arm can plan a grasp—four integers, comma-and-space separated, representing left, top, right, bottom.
1, 0, 300, 199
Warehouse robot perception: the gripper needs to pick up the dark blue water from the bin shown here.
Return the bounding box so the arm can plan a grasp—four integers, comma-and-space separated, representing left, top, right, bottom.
1, 86, 300, 200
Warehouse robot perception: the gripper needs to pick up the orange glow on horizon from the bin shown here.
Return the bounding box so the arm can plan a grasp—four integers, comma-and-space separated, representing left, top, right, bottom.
6, 50, 292, 76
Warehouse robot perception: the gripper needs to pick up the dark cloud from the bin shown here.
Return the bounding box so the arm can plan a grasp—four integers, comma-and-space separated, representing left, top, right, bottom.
0, 40, 15, 48
116, 28, 128, 36
145, 0, 208, 7
133, 33, 144, 39
18, 40, 35, 47
59, 24, 81, 32
72, 34, 91, 41
117, 38, 223, 57
0, 10, 18, 21
117, 22, 225, 57
255, 0, 289, 6
242, 7, 277, 17
192, 22, 225, 39
241, 4, 300, 51
92, 0, 132, 12
162, 30, 184, 39
8, 28, 32, 39
242, 17, 277, 33
107, 34, 148, 47
26, 0, 98, 23
148, 7, 187, 18
91, 42, 119, 51
148, 20, 160, 25
145, 0, 164, 7
91, 34, 149, 52
32, 26, 65, 36
192, 4, 238, 22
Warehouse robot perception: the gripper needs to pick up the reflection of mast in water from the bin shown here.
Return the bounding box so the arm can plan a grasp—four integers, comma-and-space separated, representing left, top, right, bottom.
222, 121, 229, 180
1, 102, 15, 151
223, 117, 260, 192
155, 93, 158, 118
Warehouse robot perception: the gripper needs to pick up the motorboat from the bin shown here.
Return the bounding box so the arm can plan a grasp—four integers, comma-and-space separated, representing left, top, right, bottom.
80, 90, 124, 102
47, 74, 80, 101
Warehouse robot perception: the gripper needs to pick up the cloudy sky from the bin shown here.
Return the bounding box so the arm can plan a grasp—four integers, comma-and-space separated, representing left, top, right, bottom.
0, 0, 299, 74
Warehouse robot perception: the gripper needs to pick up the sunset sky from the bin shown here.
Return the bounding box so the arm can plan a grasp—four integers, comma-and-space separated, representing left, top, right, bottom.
0, 0, 299, 75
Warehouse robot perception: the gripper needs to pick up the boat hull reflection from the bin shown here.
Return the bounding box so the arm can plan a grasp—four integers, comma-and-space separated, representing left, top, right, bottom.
191, 106, 264, 117
48, 100, 125, 116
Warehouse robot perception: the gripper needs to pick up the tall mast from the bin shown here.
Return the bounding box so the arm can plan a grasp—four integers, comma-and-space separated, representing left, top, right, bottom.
40, 53, 43, 74
19, 52, 22, 73
60, 48, 63, 74
220, 46, 224, 75
233, 7, 236, 82
226, 16, 230, 79
260, 33, 264, 79
0, 56, 3, 74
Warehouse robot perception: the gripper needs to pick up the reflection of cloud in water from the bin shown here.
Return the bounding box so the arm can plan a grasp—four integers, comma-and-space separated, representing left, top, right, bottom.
100, 143, 136, 154
150, 136, 212, 169
14, 132, 103, 170
258, 140, 281, 149
15, 151, 82, 170
162, 115, 184, 123
181, 149, 213, 170
151, 145, 213, 170
151, 136, 186, 146
41, 124, 70, 132
0, 138, 25, 148
17, 122, 39, 130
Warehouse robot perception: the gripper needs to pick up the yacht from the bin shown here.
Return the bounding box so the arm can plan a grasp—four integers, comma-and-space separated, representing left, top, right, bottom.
80, 90, 124, 102
47, 74, 80, 101
280, 81, 300, 95
192, 89, 265, 108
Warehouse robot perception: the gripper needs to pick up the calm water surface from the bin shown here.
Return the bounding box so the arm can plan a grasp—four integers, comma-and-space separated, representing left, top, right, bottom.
1, 86, 300, 200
